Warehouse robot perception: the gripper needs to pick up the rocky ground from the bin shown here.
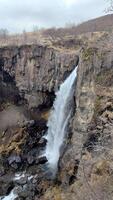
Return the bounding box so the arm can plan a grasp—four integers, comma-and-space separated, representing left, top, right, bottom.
0, 30, 113, 199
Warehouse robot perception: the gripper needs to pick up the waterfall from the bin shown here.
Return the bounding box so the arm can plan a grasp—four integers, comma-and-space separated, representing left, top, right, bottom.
0, 189, 17, 200
44, 66, 78, 174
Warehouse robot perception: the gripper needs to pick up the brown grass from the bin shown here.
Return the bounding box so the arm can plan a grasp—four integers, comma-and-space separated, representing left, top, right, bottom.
0, 14, 113, 47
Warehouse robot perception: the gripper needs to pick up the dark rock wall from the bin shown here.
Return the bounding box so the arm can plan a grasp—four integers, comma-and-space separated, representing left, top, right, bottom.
56, 45, 113, 200
0, 45, 78, 108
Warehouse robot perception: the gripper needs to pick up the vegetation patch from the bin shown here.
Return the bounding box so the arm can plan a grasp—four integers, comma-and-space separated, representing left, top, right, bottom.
82, 47, 98, 61
93, 95, 103, 121
0, 128, 27, 155
95, 69, 113, 86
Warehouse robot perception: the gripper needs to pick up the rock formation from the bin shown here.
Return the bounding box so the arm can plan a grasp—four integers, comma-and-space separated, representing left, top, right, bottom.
0, 30, 113, 199
0, 45, 78, 108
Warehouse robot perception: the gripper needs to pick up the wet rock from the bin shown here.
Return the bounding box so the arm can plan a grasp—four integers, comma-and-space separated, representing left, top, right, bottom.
96, 125, 103, 130
0, 166, 5, 177
0, 176, 14, 196
15, 184, 35, 199
32, 175, 38, 184
27, 137, 38, 148
23, 120, 35, 128
27, 155, 35, 165
13, 173, 34, 187
15, 177, 27, 185
35, 119, 47, 132
26, 119, 47, 136
38, 138, 47, 147
8, 155, 22, 170
8, 155, 22, 165
7, 155, 22, 170
11, 163, 18, 170
36, 156, 48, 165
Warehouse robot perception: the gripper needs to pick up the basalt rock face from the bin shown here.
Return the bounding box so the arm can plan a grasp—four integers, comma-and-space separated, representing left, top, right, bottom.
72, 47, 113, 159
0, 44, 79, 199
0, 45, 79, 108
55, 45, 113, 199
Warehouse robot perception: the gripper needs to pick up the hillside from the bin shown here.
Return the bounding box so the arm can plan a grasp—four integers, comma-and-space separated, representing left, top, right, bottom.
0, 14, 113, 47
43, 14, 113, 37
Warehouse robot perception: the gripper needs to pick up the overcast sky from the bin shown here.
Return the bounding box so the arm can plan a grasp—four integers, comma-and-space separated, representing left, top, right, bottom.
0, 0, 109, 33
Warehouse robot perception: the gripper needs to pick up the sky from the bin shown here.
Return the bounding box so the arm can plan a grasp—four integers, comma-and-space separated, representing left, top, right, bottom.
0, 0, 109, 33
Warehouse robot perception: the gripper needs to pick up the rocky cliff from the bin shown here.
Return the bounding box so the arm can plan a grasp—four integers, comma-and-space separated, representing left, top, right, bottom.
0, 45, 78, 108
0, 31, 113, 200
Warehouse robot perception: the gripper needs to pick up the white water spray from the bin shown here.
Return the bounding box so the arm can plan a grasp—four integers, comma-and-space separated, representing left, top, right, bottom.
0, 189, 17, 200
44, 67, 78, 173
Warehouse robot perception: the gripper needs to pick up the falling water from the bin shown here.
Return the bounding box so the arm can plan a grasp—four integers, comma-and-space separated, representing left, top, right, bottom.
44, 66, 78, 174
0, 189, 17, 200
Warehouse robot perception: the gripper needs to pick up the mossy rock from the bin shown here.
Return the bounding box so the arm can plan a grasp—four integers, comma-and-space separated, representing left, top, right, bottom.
95, 69, 113, 86
93, 96, 102, 120
82, 47, 98, 61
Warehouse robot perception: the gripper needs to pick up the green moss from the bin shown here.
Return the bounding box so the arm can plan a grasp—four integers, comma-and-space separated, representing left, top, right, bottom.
95, 69, 113, 86
96, 74, 104, 84
93, 96, 102, 119
82, 47, 98, 61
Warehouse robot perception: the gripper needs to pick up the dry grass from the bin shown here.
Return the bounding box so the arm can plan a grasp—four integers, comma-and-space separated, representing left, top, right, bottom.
0, 127, 26, 155
0, 14, 113, 47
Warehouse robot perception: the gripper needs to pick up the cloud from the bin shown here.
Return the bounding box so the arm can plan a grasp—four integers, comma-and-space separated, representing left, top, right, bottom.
63, 0, 78, 6
0, 0, 107, 33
